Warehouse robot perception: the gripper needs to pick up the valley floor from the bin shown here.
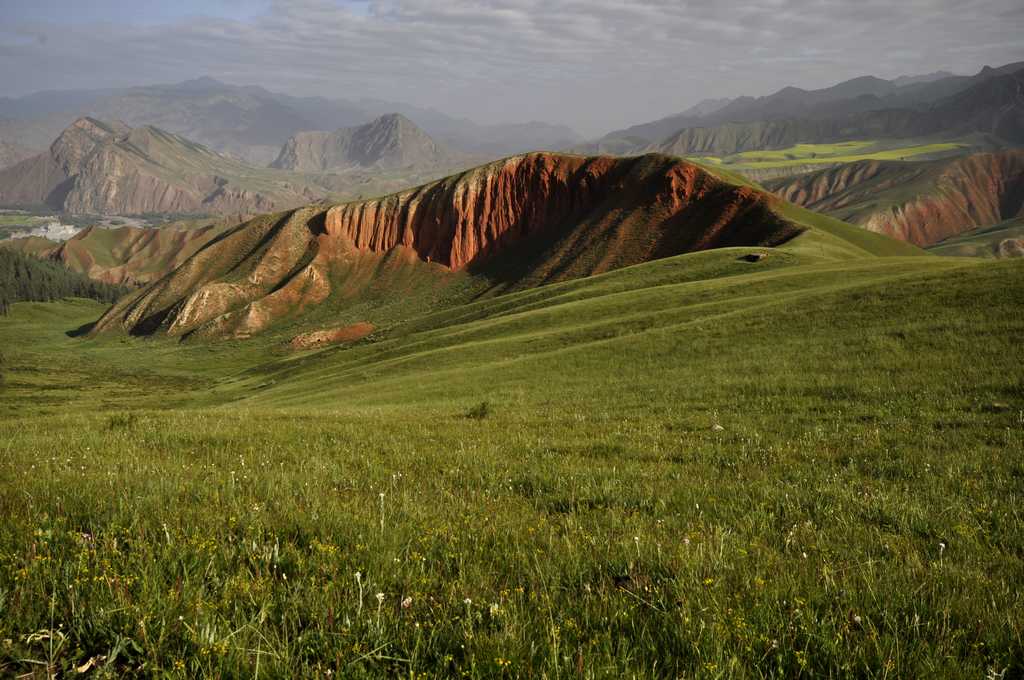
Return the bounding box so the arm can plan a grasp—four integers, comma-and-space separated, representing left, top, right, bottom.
0, 251, 1022, 677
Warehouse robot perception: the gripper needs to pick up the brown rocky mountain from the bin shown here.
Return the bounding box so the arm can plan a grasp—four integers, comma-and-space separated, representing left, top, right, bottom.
0, 117, 339, 215
270, 114, 466, 172
766, 150, 1024, 246
94, 152, 838, 340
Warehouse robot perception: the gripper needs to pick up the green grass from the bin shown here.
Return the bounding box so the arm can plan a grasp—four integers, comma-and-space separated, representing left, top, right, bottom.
0, 250, 1022, 677
693, 139, 970, 175
927, 216, 1024, 258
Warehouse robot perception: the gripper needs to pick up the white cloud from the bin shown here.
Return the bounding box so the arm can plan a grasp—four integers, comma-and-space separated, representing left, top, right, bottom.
0, 0, 1022, 134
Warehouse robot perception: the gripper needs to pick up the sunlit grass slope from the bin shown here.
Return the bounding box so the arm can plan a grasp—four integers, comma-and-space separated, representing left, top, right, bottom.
0, 248, 1021, 677
692, 138, 972, 177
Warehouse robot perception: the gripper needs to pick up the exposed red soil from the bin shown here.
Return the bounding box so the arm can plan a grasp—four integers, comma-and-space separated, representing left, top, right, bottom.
769, 151, 1024, 246
322, 153, 796, 271
95, 153, 804, 340
289, 322, 375, 350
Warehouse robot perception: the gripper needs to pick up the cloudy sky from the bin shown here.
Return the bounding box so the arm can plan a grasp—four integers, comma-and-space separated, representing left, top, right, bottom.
1, 0, 1022, 135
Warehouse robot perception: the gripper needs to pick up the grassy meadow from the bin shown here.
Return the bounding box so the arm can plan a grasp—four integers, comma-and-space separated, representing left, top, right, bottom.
0, 247, 1022, 677
692, 139, 971, 179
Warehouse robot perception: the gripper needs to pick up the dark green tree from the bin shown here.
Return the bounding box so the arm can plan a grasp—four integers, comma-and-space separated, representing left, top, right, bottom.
0, 249, 133, 315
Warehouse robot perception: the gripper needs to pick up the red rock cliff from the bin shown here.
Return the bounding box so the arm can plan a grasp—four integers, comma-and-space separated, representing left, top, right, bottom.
96, 153, 804, 340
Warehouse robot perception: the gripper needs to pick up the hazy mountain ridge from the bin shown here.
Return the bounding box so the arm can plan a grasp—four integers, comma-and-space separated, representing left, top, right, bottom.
595, 66, 1024, 162
271, 114, 468, 172
0, 77, 583, 165
588, 62, 1024, 153
0, 117, 334, 216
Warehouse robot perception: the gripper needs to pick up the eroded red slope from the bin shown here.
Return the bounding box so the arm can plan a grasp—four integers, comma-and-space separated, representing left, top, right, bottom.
768, 151, 1024, 246
95, 153, 803, 340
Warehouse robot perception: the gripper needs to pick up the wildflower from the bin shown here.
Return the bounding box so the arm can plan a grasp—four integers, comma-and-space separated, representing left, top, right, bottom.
376, 592, 385, 604
464, 598, 472, 606
402, 596, 413, 609
489, 603, 500, 616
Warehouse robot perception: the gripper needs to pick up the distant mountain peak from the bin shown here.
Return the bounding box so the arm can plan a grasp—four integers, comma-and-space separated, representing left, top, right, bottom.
173, 76, 229, 91
1, 117, 330, 216
271, 113, 461, 172
69, 116, 124, 135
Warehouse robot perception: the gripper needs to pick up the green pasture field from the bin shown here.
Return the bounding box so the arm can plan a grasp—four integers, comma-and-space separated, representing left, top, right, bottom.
0, 239, 1021, 677
694, 140, 969, 173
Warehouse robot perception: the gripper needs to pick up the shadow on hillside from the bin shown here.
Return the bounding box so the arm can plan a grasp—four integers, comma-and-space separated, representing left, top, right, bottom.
67, 320, 96, 338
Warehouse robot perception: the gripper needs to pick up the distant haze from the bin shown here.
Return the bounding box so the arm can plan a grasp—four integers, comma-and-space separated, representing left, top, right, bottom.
1, 0, 1022, 136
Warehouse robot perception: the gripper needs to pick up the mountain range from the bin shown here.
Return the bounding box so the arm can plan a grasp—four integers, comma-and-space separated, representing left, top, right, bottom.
582, 62, 1024, 157
0, 117, 335, 215
0, 77, 583, 166
0, 115, 475, 216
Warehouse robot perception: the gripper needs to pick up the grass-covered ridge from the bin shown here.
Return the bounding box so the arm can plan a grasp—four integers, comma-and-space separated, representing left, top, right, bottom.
0, 245, 1021, 677
693, 139, 969, 172
927, 216, 1024, 258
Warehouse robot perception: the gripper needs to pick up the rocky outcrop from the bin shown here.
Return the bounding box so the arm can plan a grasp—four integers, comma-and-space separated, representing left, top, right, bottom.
0, 117, 331, 215
767, 151, 1024, 246
271, 114, 461, 172
996, 238, 1024, 257
290, 323, 375, 350
319, 153, 802, 272
94, 152, 804, 340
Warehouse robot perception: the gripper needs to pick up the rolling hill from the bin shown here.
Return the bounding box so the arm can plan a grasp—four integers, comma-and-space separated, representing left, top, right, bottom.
0, 217, 242, 286
1, 146, 1020, 677
92, 151, 918, 341
1, 211, 1020, 677
766, 150, 1024, 246
926, 216, 1024, 258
